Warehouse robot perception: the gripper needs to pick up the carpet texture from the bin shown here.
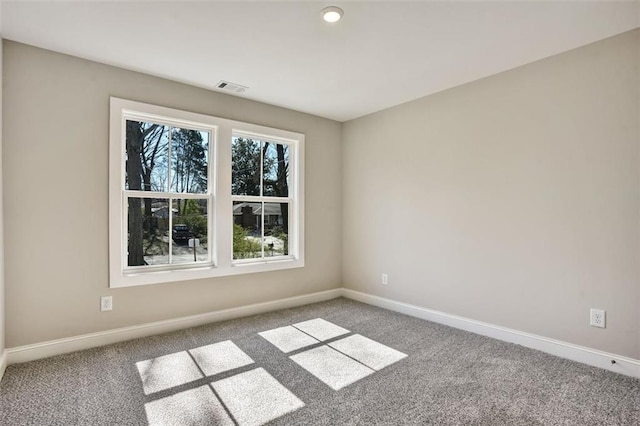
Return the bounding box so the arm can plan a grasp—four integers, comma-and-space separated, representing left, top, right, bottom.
1, 297, 639, 425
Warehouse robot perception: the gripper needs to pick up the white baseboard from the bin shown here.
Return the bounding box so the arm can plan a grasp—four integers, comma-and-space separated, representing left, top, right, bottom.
5, 287, 639, 380
342, 289, 640, 379
6, 288, 342, 366
0, 350, 7, 381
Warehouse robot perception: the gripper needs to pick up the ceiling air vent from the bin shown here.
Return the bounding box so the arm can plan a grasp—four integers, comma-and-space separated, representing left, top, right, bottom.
216, 80, 248, 94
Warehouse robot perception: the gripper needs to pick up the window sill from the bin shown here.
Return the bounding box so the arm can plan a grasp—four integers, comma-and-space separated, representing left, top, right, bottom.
110, 258, 304, 288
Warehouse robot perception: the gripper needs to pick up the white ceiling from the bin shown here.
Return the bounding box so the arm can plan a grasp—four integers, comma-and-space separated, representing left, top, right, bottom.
1, 1, 639, 122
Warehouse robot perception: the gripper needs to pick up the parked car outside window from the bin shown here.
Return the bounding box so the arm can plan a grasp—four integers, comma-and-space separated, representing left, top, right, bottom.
172, 224, 191, 243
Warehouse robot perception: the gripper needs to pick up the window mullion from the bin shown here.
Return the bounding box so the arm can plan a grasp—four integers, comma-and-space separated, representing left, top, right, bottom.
168, 196, 173, 265
209, 194, 214, 265
259, 140, 264, 197
124, 191, 208, 201
231, 195, 290, 203
260, 141, 264, 259
261, 201, 265, 259
167, 126, 173, 192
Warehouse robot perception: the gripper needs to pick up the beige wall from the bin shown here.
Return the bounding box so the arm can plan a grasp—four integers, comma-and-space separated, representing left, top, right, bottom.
3, 30, 639, 360
343, 30, 640, 359
3, 41, 343, 348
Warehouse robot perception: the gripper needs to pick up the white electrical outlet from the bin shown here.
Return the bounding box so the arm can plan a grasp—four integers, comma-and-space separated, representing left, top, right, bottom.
590, 308, 605, 328
101, 296, 113, 312
381, 273, 388, 285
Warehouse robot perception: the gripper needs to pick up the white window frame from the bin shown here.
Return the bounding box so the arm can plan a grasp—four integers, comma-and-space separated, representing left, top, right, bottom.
231, 131, 298, 265
109, 98, 304, 288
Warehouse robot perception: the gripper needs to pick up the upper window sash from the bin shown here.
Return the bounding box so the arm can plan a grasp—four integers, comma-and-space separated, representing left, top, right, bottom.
121, 114, 215, 195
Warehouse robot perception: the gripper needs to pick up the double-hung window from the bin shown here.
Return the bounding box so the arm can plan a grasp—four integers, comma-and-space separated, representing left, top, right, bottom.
109, 98, 304, 287
231, 135, 295, 262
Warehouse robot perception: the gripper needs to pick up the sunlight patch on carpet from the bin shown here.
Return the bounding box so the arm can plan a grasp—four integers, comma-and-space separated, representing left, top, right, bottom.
258, 325, 319, 353
212, 367, 305, 426
292, 318, 350, 341
136, 351, 203, 395
329, 334, 408, 371
290, 346, 374, 390
189, 340, 255, 376
144, 385, 233, 426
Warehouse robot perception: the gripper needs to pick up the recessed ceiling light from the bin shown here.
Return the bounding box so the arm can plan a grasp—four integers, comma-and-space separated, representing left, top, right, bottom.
321, 6, 343, 23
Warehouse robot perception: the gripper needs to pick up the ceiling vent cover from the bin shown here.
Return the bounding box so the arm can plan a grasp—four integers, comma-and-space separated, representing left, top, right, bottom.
216, 80, 248, 94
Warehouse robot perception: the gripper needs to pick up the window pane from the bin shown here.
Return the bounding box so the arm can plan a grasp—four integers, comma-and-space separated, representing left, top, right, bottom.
264, 202, 289, 257
263, 143, 289, 197
127, 197, 169, 266
170, 128, 209, 194
172, 199, 208, 264
233, 201, 262, 260
232, 137, 261, 196
125, 120, 169, 191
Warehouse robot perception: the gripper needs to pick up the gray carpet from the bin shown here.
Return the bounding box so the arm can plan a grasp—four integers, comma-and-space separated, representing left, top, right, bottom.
1, 297, 639, 425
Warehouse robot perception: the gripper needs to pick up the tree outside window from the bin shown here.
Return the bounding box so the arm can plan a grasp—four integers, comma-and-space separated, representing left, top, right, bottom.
125, 120, 210, 267
232, 137, 290, 260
